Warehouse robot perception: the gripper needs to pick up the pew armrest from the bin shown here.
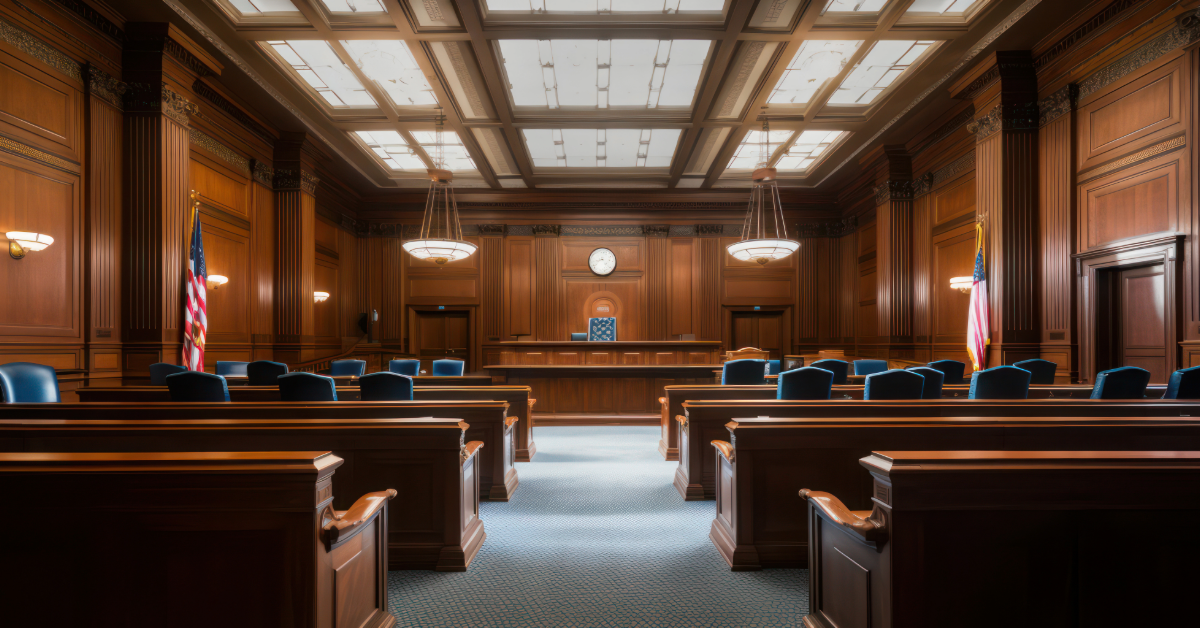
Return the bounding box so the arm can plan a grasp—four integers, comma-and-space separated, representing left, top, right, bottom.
505, 416, 519, 427
323, 489, 397, 546
799, 489, 884, 542
675, 414, 688, 428
711, 440, 734, 463
461, 440, 484, 463
528, 398, 537, 409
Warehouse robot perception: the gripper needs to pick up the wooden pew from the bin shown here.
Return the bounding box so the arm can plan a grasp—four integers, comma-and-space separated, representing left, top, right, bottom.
1, 450, 396, 628
657, 383, 1167, 461
707, 414, 1200, 570
675, 396, 1181, 500
0, 414, 483, 571
802, 451, 1200, 627
223, 374, 494, 387
30, 400, 518, 501
77, 385, 540, 463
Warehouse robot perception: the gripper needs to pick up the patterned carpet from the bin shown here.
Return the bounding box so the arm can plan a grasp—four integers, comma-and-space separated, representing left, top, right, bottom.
388, 426, 809, 627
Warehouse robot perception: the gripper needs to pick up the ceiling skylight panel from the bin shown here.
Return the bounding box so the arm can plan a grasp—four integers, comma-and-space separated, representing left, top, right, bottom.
342, 40, 437, 107
355, 130, 426, 170
487, 0, 724, 13
607, 40, 658, 106
269, 41, 375, 107
230, 0, 299, 14
410, 130, 478, 172
657, 40, 710, 107
776, 130, 846, 170
769, 40, 862, 106
519, 128, 681, 168
905, 0, 982, 14
727, 130, 792, 170
319, 0, 387, 12
828, 40, 935, 106
821, 0, 888, 13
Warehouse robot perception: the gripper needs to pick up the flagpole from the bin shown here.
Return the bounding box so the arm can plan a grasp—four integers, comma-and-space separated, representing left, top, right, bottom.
185, 191, 199, 370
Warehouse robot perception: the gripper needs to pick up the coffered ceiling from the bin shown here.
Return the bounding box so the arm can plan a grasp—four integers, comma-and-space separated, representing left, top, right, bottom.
169, 0, 1039, 191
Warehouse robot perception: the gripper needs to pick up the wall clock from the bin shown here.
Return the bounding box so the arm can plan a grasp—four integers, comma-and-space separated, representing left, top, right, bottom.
589, 248, 616, 276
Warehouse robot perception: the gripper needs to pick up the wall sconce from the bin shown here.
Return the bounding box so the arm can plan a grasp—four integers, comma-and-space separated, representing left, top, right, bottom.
6, 232, 53, 260
314, 291, 330, 303
949, 276, 973, 293
206, 275, 228, 290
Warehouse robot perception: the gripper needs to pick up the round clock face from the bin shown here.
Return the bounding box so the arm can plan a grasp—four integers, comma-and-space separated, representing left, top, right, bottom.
589, 248, 617, 276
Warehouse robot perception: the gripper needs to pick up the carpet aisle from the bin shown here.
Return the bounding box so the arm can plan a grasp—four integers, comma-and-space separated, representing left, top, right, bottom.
388, 426, 809, 627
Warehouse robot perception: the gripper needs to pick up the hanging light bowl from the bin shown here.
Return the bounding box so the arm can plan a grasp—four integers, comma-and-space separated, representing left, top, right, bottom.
403, 118, 478, 265
727, 163, 800, 265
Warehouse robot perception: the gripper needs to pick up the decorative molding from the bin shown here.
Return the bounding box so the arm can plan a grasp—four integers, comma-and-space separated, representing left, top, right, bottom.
1038, 84, 1078, 126
954, 65, 1001, 102
1078, 134, 1186, 182
124, 82, 199, 126
967, 102, 1038, 140
189, 128, 249, 175
1078, 9, 1200, 99
1034, 0, 1144, 72
46, 0, 123, 42
918, 151, 977, 191
423, 0, 447, 20
455, 201, 751, 210
192, 80, 272, 140
718, 41, 768, 118
910, 106, 975, 156
642, 224, 671, 238
13, 0, 118, 68
274, 168, 320, 195
507, 225, 533, 236
696, 224, 726, 237
560, 225, 642, 236
477, 224, 507, 235
912, 173, 935, 198
85, 64, 125, 110
669, 225, 697, 237
531, 224, 562, 236
795, 215, 858, 238
251, 159, 274, 187
0, 16, 82, 81
442, 42, 486, 116
874, 179, 913, 205
0, 134, 78, 171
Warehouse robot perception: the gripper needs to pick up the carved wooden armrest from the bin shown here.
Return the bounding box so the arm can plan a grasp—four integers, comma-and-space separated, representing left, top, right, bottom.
799, 489, 884, 542
711, 440, 734, 463
505, 416, 519, 427
461, 440, 484, 463
323, 489, 397, 546
528, 398, 537, 409
674, 414, 688, 428
658, 397, 667, 407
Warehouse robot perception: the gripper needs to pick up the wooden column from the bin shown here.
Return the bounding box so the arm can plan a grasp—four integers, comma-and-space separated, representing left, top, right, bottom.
874, 146, 914, 346
533, 225, 561, 341
1037, 85, 1078, 382
479, 225, 505, 342
272, 133, 319, 363
646, 225, 671, 341
953, 51, 1041, 367
250, 160, 275, 358
697, 226, 723, 343
84, 65, 124, 384
912, 173, 933, 349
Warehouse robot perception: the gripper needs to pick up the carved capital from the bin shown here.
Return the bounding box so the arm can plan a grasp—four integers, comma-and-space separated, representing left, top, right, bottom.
642, 224, 671, 237
794, 215, 857, 239
912, 173, 934, 198
124, 82, 199, 126
874, 179, 913, 205
274, 168, 319, 195
969, 102, 1037, 141
478, 224, 507, 235
85, 64, 126, 110
1038, 84, 1078, 127
531, 224, 561, 236
251, 159, 274, 187
696, 224, 725, 237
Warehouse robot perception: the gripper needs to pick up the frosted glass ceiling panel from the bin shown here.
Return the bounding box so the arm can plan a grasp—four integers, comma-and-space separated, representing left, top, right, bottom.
768, 40, 862, 106
341, 40, 437, 107
828, 40, 935, 106
485, 0, 723, 14
727, 129, 792, 170
269, 40, 376, 107
319, 0, 387, 12
521, 128, 681, 168
229, 0, 299, 14
776, 130, 846, 171
821, 0, 888, 13
410, 131, 478, 172
497, 39, 711, 111
905, 0, 983, 14
355, 130, 427, 170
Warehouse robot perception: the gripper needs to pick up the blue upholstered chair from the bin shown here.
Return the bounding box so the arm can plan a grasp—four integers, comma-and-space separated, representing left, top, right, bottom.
765, 360, 782, 376
388, 359, 420, 377
278, 372, 338, 402
853, 359, 889, 376
329, 360, 366, 377
0, 362, 61, 403
570, 333, 588, 341
906, 366, 945, 399
776, 367, 834, 400
864, 369, 925, 400
588, 317, 617, 341
247, 361, 288, 386
1091, 366, 1151, 399
359, 372, 414, 401
927, 360, 967, 385
432, 359, 465, 377
215, 361, 248, 377
968, 366, 1031, 400
810, 359, 849, 385
721, 359, 767, 385
165, 371, 229, 402
1013, 359, 1057, 385
148, 362, 187, 386
1164, 366, 1200, 400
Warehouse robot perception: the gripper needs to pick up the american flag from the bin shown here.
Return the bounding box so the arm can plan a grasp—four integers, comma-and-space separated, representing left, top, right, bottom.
182, 209, 208, 371
966, 222, 989, 371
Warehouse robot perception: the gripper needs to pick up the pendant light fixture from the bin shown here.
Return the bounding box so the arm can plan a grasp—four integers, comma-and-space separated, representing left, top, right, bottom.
726, 119, 800, 266
402, 107, 477, 265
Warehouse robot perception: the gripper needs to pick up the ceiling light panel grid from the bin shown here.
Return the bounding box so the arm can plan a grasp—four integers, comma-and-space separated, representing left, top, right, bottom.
410, 130, 479, 172
829, 40, 938, 106
355, 130, 479, 173
775, 130, 848, 171
266, 40, 377, 108
726, 129, 793, 170
522, 128, 681, 169
905, 0, 988, 17
483, 0, 725, 16
768, 40, 863, 107
318, 0, 387, 12
342, 40, 439, 108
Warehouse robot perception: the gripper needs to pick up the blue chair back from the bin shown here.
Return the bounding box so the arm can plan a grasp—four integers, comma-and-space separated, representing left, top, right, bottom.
149, 362, 187, 386
722, 359, 767, 385
1013, 359, 1057, 385
864, 369, 925, 400
330, 360, 366, 377
0, 362, 60, 403
165, 371, 229, 402
927, 360, 967, 385
906, 366, 945, 399
765, 360, 781, 375
247, 361, 288, 386
278, 372, 338, 402
810, 359, 849, 385
968, 366, 1031, 400
853, 359, 888, 376
570, 333, 588, 341
776, 367, 833, 400
588, 317, 617, 341
388, 359, 420, 377
1164, 366, 1200, 400
1091, 366, 1151, 399
215, 361, 248, 376
432, 359, 465, 377
360, 372, 415, 401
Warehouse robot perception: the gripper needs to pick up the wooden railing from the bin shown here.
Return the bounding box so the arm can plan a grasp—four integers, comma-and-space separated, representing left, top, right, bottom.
287, 344, 414, 375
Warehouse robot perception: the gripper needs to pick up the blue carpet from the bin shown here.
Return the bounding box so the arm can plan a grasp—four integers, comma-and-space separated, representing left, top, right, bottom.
388, 426, 809, 627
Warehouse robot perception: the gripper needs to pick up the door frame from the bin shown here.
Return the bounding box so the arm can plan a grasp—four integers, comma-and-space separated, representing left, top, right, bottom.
723, 306, 792, 359
1074, 234, 1183, 384
407, 305, 479, 373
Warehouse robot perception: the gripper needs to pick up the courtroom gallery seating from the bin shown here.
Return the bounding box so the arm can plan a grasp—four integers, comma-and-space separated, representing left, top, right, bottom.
165, 371, 230, 402
389, 358, 421, 376
1013, 358, 1057, 384
570, 332, 588, 341
765, 359, 781, 375
862, 369, 924, 400
906, 366, 945, 399
278, 372, 338, 401
246, 360, 288, 385
852, 359, 888, 375
330, 359, 367, 377
968, 365, 1032, 399
433, 358, 466, 376
0, 362, 60, 403
1091, 366, 1151, 399
776, 367, 833, 400
359, 371, 415, 401
809, 359, 849, 384
215, 360, 248, 376
927, 359, 968, 384
721, 358, 768, 385
1164, 365, 1200, 399
148, 362, 187, 385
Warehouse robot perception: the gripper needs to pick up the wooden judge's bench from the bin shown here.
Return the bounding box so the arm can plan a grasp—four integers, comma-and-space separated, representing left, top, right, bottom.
483, 341, 721, 425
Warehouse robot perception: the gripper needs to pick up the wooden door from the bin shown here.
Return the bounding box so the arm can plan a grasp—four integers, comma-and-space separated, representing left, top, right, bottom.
416, 311, 470, 373
1119, 264, 1167, 383
730, 312, 784, 360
